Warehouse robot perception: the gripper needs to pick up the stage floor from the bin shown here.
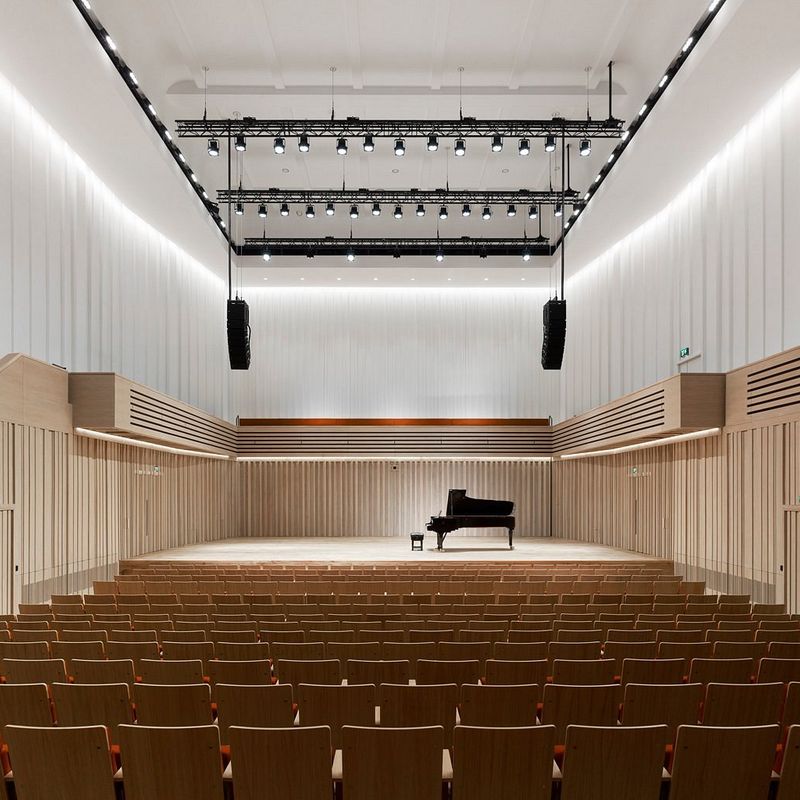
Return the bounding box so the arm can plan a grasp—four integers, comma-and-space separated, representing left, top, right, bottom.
132, 536, 655, 563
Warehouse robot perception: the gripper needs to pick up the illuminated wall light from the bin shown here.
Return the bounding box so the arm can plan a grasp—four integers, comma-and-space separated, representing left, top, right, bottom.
75, 428, 230, 460
128, 71, 138, 85
659, 74, 669, 88
583, 192, 590, 201
639, 104, 648, 116
80, 0, 91, 8
708, 0, 721, 10
163, 130, 172, 141
682, 35, 694, 52
147, 103, 156, 116
607, 153, 615, 163
178, 153, 186, 163
594, 174, 601, 183
559, 428, 721, 460
621, 130, 630, 141
202, 191, 208, 200
105, 34, 116, 51
190, 173, 198, 183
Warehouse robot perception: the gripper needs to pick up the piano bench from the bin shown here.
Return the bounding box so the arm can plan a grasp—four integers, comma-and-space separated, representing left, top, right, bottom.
410, 532, 425, 552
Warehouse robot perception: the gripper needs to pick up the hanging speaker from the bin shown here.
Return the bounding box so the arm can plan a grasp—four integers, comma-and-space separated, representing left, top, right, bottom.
541, 298, 566, 370
227, 298, 251, 370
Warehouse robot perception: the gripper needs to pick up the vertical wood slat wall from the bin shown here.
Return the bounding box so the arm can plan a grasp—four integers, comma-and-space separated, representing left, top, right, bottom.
552, 421, 800, 609
0, 420, 239, 611
238, 459, 551, 538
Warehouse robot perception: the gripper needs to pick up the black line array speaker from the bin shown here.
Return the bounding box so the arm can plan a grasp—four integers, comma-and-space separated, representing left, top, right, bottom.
541, 298, 566, 370
227, 298, 251, 370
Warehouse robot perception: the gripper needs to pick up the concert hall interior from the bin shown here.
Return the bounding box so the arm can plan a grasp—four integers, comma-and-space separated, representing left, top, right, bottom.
2, 1, 800, 798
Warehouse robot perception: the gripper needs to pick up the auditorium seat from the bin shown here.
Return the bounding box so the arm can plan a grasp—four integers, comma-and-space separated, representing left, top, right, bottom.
378, 683, 458, 747
5, 724, 116, 800
540, 684, 620, 744
483, 659, 548, 693
131, 683, 213, 727
208, 659, 272, 694
72, 659, 135, 688
119, 724, 223, 800
270, 641, 325, 666
297, 683, 375, 747
347, 659, 410, 686
139, 659, 204, 685
452, 725, 555, 800
778, 724, 800, 799
417, 659, 481, 686
560, 724, 668, 800
552, 659, 616, 686
688, 657, 754, 685
758, 658, 800, 684
161, 640, 215, 665
50, 682, 133, 746
215, 641, 270, 661
342, 725, 444, 800
216, 684, 294, 742
669, 725, 779, 800
702, 682, 784, 728
3, 658, 66, 686
50, 640, 105, 671
226, 725, 332, 800
458, 683, 538, 727
105, 640, 159, 666
621, 682, 703, 743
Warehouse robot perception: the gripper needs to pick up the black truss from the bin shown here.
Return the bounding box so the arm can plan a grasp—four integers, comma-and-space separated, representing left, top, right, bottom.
238, 237, 553, 258
177, 117, 623, 140
219, 187, 573, 206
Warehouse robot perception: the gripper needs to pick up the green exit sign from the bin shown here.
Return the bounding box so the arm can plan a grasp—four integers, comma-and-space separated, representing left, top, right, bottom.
679, 347, 690, 359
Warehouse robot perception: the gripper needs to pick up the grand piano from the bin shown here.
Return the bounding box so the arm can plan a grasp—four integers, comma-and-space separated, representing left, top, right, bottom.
427, 489, 515, 550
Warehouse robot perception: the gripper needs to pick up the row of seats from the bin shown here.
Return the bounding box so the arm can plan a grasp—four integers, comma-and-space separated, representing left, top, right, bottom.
0, 696, 799, 798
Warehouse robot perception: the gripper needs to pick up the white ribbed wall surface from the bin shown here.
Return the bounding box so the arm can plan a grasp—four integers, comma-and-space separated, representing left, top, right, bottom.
233, 288, 559, 419
558, 68, 800, 421
0, 72, 230, 420
239, 459, 551, 538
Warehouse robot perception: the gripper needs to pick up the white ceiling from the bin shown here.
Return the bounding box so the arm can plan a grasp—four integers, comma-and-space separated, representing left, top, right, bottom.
88, 0, 710, 285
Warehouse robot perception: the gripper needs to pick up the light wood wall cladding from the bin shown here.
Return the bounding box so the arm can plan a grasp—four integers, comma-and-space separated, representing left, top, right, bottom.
238, 459, 550, 538
552, 374, 725, 456
238, 426, 553, 458
69, 373, 237, 456
726, 345, 800, 427
1, 356, 238, 612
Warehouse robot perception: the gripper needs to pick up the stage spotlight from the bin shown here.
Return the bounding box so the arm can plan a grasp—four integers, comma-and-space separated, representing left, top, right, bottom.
306, 204, 315, 218
554, 203, 563, 217
235, 202, 244, 216
262, 250, 271, 262
439, 205, 448, 220
394, 138, 406, 156
280, 203, 290, 216
522, 248, 531, 261
372, 202, 381, 216
462, 204, 471, 217
544, 134, 556, 152
427, 134, 439, 151
528, 204, 538, 219
325, 202, 335, 216
394, 205, 403, 219
258, 203, 267, 218
491, 135, 503, 152
349, 205, 359, 218
273, 136, 286, 154
207, 138, 220, 157
518, 138, 530, 155
346, 249, 356, 262
435, 249, 444, 262
336, 137, 348, 155
482, 206, 492, 220
507, 204, 516, 217
416, 204, 425, 217
234, 134, 247, 152
363, 134, 375, 152
454, 138, 466, 156
579, 138, 591, 156
298, 134, 310, 152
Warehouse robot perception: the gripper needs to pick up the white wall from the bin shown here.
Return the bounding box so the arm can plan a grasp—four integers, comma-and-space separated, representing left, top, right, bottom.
0, 71, 231, 420
233, 287, 559, 418
558, 66, 800, 421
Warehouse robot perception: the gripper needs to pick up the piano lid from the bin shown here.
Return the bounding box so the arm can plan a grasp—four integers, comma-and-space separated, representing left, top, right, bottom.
445, 489, 514, 517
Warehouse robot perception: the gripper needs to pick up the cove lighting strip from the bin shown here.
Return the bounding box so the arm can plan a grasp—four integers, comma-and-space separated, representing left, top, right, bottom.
558, 427, 721, 460
237, 455, 553, 463
75, 428, 232, 460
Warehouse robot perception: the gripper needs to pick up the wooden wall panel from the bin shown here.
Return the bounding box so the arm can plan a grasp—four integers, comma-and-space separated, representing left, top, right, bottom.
239, 459, 550, 538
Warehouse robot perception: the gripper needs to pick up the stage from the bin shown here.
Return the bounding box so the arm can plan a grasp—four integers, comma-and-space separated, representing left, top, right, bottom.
131, 536, 655, 564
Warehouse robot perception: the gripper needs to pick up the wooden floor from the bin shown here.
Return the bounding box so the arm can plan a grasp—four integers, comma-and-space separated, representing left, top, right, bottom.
131, 536, 656, 564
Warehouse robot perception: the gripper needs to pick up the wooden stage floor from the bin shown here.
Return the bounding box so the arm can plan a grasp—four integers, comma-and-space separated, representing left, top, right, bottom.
132, 536, 655, 564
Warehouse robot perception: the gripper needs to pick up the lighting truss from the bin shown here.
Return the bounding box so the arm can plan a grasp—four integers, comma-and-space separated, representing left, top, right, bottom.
240, 237, 553, 258
176, 117, 623, 140
218, 188, 572, 206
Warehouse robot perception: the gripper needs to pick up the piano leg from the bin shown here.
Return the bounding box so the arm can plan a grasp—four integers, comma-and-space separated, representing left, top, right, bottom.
509, 527, 514, 550
437, 531, 445, 550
